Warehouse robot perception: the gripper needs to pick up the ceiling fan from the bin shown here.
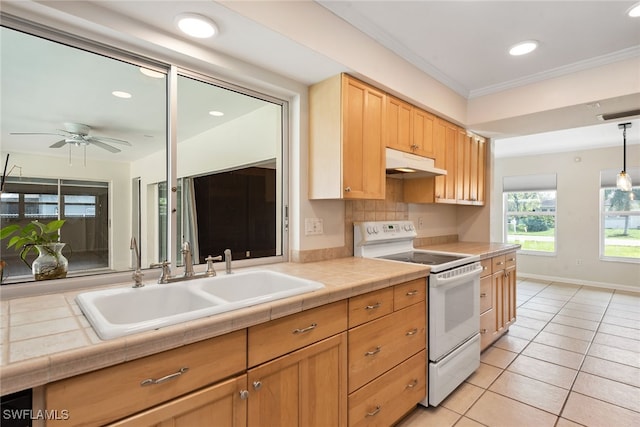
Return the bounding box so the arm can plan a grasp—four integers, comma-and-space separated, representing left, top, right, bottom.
10, 122, 131, 153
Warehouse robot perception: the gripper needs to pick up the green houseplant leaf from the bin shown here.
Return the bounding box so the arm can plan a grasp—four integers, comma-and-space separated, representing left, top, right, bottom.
0, 219, 66, 267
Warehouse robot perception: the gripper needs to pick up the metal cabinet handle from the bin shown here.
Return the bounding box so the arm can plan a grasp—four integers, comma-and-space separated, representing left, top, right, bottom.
496, 261, 505, 266
293, 323, 317, 334
366, 405, 381, 417
405, 379, 419, 389
239, 390, 250, 400
405, 328, 418, 336
480, 328, 488, 334
140, 367, 189, 386
365, 302, 381, 310
365, 346, 381, 356
253, 381, 262, 390
345, 186, 352, 192
405, 290, 418, 296
480, 292, 487, 297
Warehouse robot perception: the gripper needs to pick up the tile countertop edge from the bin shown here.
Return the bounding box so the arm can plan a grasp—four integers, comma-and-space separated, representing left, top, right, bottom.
0, 257, 430, 396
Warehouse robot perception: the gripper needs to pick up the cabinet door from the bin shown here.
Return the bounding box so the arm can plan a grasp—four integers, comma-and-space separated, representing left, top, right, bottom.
504, 265, 517, 327
248, 333, 348, 427
386, 96, 412, 153
476, 137, 486, 204
108, 375, 248, 427
412, 108, 435, 158
492, 270, 506, 335
342, 76, 386, 199
433, 119, 457, 203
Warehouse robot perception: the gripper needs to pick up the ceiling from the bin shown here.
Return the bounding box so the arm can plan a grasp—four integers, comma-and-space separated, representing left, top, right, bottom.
1, 0, 639, 158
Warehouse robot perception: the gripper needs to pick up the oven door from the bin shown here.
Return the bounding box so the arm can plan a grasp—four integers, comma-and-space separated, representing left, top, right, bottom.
428, 263, 481, 362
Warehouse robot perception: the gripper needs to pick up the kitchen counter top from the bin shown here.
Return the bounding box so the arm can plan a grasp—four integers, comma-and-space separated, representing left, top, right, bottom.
0, 243, 519, 395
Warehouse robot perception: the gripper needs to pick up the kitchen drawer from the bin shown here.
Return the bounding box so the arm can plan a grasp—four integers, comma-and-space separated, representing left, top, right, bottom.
349, 288, 393, 328
45, 329, 246, 427
479, 275, 492, 313
480, 308, 496, 351
393, 278, 426, 311
505, 252, 517, 269
492, 255, 506, 273
348, 302, 426, 393
480, 258, 492, 278
348, 350, 426, 427
248, 300, 348, 367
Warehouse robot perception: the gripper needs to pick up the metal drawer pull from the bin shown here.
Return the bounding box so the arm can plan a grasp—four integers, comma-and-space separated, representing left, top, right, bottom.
140, 367, 189, 386
480, 292, 487, 297
405, 290, 418, 296
406, 379, 419, 389
366, 405, 381, 417
253, 380, 262, 390
365, 346, 381, 356
365, 302, 381, 310
239, 390, 249, 400
405, 328, 418, 336
293, 323, 317, 334
496, 261, 504, 266
480, 328, 488, 334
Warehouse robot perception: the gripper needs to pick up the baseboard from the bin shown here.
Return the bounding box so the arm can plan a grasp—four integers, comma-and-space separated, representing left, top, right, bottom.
518, 273, 640, 294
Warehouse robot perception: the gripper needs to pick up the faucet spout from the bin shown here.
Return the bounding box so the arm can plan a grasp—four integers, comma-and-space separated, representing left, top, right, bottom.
182, 241, 194, 277
224, 249, 232, 274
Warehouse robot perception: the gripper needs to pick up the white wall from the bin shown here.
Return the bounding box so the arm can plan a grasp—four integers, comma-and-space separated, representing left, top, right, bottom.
492, 145, 640, 290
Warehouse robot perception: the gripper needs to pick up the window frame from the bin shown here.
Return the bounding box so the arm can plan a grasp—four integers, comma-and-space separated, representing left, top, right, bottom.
503, 190, 558, 256
599, 186, 640, 264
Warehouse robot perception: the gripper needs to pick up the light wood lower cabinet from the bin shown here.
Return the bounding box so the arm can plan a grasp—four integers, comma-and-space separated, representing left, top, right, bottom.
480, 252, 517, 351
247, 333, 348, 427
108, 374, 248, 427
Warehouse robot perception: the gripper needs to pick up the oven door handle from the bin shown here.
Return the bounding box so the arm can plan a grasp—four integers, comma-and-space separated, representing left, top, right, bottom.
430, 264, 483, 287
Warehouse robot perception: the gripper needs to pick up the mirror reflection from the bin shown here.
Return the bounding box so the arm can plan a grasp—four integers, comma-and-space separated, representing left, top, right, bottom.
0, 25, 285, 285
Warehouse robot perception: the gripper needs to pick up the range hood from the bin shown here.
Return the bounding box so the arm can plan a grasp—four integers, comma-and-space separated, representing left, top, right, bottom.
385, 148, 447, 179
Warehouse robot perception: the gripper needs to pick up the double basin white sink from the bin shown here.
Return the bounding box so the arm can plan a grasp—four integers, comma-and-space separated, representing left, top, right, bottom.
76, 270, 325, 340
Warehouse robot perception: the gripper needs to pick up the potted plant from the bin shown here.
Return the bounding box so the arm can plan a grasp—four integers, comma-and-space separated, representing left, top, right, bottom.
0, 219, 68, 281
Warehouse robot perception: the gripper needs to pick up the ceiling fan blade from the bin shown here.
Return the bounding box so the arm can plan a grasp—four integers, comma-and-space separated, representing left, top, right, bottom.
10, 132, 67, 137
49, 139, 67, 148
89, 135, 131, 146
89, 140, 121, 153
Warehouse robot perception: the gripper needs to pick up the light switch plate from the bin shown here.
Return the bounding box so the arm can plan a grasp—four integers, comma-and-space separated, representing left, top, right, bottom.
304, 218, 324, 235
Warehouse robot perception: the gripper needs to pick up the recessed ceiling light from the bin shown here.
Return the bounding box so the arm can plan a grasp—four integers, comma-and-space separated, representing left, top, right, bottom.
112, 91, 132, 99
209, 111, 224, 117
509, 40, 538, 56
139, 67, 165, 79
175, 13, 218, 38
628, 3, 640, 17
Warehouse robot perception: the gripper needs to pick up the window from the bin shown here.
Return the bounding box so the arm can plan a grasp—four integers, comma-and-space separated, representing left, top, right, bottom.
503, 174, 557, 254
600, 168, 640, 262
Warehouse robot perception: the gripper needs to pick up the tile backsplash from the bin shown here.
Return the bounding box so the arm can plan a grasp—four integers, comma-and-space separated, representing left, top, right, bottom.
292, 178, 457, 262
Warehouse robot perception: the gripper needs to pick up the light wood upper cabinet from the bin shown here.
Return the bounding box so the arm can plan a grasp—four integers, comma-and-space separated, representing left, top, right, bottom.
457, 131, 486, 205
386, 95, 413, 153
411, 107, 436, 158
309, 74, 386, 200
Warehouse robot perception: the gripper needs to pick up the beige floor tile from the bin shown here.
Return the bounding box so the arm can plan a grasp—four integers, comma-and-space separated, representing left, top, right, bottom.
572, 372, 640, 412
561, 392, 640, 427
520, 301, 561, 314
605, 306, 640, 322
493, 334, 529, 353
395, 405, 460, 427
593, 332, 640, 353
564, 301, 607, 314
516, 307, 555, 321
466, 391, 557, 427
506, 325, 539, 341
507, 354, 578, 389
441, 382, 484, 414
588, 342, 640, 368
521, 342, 584, 369
551, 314, 599, 331
527, 297, 566, 309
513, 316, 548, 331
598, 322, 640, 341
557, 307, 603, 322
480, 346, 518, 369
580, 355, 640, 388
601, 314, 640, 329
489, 370, 569, 415
465, 362, 503, 389
453, 416, 485, 427
533, 331, 590, 354
555, 417, 585, 427
542, 322, 596, 341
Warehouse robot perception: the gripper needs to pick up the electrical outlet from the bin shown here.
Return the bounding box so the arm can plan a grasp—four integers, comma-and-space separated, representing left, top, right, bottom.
418, 217, 424, 229
304, 218, 324, 235
576, 259, 583, 265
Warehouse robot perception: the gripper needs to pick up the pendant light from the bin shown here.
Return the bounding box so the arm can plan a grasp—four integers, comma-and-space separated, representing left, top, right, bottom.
616, 122, 633, 191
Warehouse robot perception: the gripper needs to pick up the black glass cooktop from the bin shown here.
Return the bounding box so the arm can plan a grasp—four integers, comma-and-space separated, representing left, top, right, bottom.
377, 251, 467, 266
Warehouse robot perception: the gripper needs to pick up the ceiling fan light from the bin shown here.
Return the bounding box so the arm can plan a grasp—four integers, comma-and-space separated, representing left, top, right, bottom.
176, 13, 218, 38
509, 40, 538, 56
617, 171, 633, 191
628, 3, 640, 17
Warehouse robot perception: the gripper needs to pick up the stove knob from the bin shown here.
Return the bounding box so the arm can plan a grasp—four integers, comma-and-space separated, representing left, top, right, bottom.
404, 224, 413, 231
373, 226, 380, 234
366, 226, 374, 235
